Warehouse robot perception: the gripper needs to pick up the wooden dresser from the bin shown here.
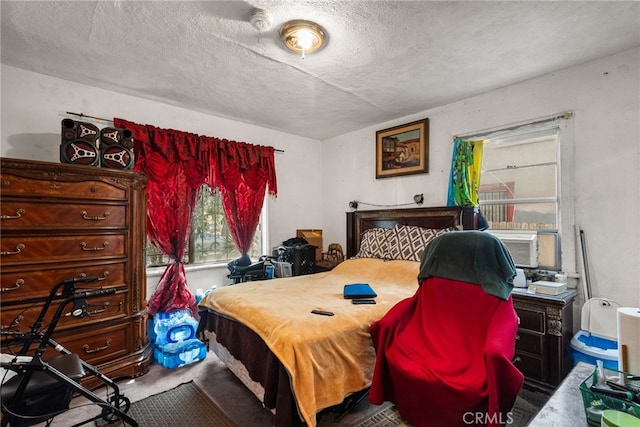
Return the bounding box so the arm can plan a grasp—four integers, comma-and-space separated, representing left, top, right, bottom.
0, 158, 151, 386
511, 288, 577, 392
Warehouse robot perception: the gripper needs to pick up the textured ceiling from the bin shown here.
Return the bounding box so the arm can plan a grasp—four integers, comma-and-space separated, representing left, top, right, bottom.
2, 1, 639, 140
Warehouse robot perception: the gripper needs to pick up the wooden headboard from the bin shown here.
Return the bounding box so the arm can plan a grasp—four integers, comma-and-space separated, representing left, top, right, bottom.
345, 206, 477, 258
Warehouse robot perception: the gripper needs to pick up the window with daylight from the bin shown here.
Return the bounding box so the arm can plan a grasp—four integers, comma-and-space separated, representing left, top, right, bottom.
479, 130, 561, 269
146, 185, 264, 267
479, 131, 558, 230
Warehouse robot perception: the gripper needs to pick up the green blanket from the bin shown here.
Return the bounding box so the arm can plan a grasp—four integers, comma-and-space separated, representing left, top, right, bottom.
417, 230, 516, 299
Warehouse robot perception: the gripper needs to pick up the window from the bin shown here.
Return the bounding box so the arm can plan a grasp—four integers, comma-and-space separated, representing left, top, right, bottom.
146, 185, 264, 267
480, 132, 558, 230
479, 130, 560, 269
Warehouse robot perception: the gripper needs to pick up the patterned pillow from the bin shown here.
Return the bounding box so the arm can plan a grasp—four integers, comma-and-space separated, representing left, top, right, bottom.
352, 227, 393, 259
387, 225, 455, 261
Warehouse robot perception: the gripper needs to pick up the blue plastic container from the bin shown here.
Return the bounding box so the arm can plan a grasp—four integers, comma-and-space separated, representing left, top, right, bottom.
153, 339, 207, 369
150, 309, 207, 369
571, 330, 619, 370
152, 309, 198, 347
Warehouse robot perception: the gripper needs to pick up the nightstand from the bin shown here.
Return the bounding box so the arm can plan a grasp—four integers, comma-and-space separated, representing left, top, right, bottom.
511, 288, 577, 391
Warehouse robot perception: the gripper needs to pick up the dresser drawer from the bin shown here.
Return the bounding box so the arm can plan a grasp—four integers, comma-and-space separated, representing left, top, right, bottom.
42, 322, 134, 366
515, 307, 545, 333
1, 291, 128, 335
1, 261, 127, 303
515, 329, 545, 355
1, 200, 127, 230
513, 351, 546, 382
0, 173, 127, 201
0, 234, 126, 266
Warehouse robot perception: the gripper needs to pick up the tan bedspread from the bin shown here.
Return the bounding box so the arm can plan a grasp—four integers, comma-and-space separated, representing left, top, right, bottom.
199, 258, 420, 426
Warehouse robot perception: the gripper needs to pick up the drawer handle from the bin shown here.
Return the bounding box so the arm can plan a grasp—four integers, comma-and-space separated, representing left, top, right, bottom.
49, 183, 61, 190
1, 315, 24, 331
1, 278, 24, 293
65, 300, 122, 317
80, 210, 110, 221
77, 271, 109, 281
1, 243, 25, 256
513, 356, 521, 363
1, 209, 25, 220
515, 334, 520, 340
87, 301, 123, 316
80, 241, 109, 251
82, 338, 112, 354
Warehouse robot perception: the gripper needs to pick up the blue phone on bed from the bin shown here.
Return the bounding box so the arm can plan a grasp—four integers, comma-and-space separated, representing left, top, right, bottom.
352, 299, 376, 304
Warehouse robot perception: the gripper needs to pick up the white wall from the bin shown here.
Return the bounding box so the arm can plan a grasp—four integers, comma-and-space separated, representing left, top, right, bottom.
3, 49, 639, 324
0, 65, 324, 297
322, 48, 640, 314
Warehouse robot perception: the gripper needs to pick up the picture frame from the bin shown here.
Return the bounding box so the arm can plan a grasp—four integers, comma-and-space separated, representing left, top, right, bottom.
376, 118, 429, 179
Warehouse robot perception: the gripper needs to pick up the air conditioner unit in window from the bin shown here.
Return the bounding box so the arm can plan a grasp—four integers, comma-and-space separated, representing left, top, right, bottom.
488, 230, 538, 268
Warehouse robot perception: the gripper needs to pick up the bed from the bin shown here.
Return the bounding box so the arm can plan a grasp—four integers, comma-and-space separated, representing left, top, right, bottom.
198, 206, 476, 426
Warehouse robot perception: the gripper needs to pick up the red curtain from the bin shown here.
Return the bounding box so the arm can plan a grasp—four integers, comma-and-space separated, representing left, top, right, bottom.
114, 118, 277, 317
206, 138, 277, 253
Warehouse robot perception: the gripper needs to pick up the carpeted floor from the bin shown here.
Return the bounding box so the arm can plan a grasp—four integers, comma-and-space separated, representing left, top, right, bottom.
37, 349, 548, 426
330, 386, 547, 427
510, 386, 551, 426
346, 404, 408, 427
122, 381, 235, 427
102, 378, 544, 427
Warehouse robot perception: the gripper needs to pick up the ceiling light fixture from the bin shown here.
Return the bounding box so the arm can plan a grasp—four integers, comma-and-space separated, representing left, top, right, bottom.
280, 20, 326, 59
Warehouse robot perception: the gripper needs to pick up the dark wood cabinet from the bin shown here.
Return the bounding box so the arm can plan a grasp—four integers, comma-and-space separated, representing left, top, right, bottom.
0, 158, 152, 386
511, 288, 577, 391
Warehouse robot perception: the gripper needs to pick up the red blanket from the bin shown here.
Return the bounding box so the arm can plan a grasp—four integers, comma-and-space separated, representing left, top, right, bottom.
369, 277, 523, 427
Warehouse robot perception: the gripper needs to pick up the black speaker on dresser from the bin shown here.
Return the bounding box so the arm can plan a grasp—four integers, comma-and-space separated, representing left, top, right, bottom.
99, 127, 135, 170
100, 127, 134, 148
100, 144, 135, 170
59, 119, 135, 169
59, 119, 100, 166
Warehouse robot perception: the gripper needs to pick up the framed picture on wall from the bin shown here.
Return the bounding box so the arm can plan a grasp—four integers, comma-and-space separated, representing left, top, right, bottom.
376, 118, 429, 179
